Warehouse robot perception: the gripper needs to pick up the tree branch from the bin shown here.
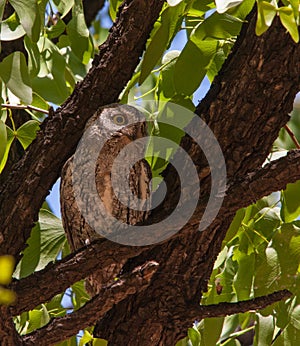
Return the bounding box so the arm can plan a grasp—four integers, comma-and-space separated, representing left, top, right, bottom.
188, 289, 292, 320
21, 261, 158, 346
226, 150, 300, 211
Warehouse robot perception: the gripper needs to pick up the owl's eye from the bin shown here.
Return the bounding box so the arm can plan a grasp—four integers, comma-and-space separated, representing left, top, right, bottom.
112, 114, 127, 126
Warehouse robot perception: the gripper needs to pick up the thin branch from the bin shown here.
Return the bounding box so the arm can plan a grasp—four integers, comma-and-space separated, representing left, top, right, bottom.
1, 104, 49, 115
284, 124, 300, 149
191, 289, 292, 320
21, 261, 159, 346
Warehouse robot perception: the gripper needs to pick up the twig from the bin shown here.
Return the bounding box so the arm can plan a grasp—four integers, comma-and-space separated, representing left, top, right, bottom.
194, 289, 292, 319
284, 124, 300, 149
1, 103, 49, 115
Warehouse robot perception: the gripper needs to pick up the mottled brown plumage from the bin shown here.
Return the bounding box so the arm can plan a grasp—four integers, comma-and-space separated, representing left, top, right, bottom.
60, 104, 151, 294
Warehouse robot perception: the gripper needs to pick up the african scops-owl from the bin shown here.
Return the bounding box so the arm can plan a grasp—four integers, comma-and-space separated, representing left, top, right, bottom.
60, 104, 151, 294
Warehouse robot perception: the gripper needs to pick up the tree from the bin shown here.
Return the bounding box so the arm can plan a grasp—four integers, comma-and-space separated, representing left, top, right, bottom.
1, 0, 300, 345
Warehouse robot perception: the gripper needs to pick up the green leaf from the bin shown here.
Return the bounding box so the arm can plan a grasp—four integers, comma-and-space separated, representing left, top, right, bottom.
0, 255, 14, 285
174, 40, 217, 96
0, 52, 32, 104
216, 0, 244, 13
46, 18, 66, 39
9, 0, 41, 42
0, 126, 14, 174
0, 119, 7, 163
37, 209, 66, 271
228, 0, 255, 20
233, 251, 255, 300
16, 209, 66, 278
17, 223, 41, 279
254, 314, 275, 346
0, 12, 26, 41
254, 247, 280, 296
203, 317, 224, 346
109, 0, 123, 21
188, 327, 201, 346
281, 180, 300, 222
79, 330, 93, 346
66, 0, 93, 64
32, 37, 70, 104
278, 6, 299, 43
24, 36, 40, 78
192, 12, 243, 41
26, 306, 50, 333
256, 1, 277, 36
139, 3, 185, 84
159, 50, 180, 98
139, 22, 170, 85
71, 281, 90, 310
16, 120, 40, 150
53, 0, 74, 18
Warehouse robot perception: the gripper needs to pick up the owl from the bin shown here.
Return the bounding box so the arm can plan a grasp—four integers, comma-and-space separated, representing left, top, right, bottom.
60, 104, 152, 294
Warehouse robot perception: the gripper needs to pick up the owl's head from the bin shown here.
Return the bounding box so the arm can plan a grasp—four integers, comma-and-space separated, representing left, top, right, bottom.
86, 104, 148, 141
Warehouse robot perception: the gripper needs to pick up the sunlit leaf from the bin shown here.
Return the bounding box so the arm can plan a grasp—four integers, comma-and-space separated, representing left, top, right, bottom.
79, 330, 93, 346
109, 0, 123, 21
0, 12, 26, 41
254, 313, 275, 345
139, 3, 185, 85
216, 0, 244, 13
160, 50, 180, 98
0, 119, 7, 163
254, 247, 280, 296
281, 180, 300, 223
192, 12, 243, 41
15, 209, 66, 278
32, 37, 69, 104
53, 0, 74, 18
188, 326, 201, 346
0, 52, 32, 104
66, 0, 93, 64
167, 0, 184, 6
256, 1, 277, 36
174, 40, 217, 96
278, 6, 299, 43
9, 0, 41, 42
26, 306, 50, 334
37, 209, 66, 271
0, 126, 14, 174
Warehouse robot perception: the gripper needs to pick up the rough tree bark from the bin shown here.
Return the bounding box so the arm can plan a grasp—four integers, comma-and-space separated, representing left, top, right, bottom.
1, 1, 300, 345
